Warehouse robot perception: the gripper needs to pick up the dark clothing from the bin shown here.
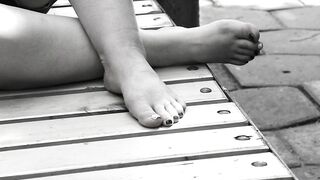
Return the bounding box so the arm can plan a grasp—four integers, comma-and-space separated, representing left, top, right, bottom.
0, 0, 57, 13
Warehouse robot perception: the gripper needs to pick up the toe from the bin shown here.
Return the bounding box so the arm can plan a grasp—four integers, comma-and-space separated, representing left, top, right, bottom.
127, 102, 163, 128
170, 99, 185, 119
231, 54, 254, 62
165, 103, 180, 123
235, 48, 256, 57
154, 104, 174, 127
236, 39, 258, 51
229, 60, 249, 66
236, 22, 260, 43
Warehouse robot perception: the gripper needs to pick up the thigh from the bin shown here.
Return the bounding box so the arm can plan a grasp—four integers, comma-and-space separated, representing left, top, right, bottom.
0, 0, 57, 13
0, 4, 103, 89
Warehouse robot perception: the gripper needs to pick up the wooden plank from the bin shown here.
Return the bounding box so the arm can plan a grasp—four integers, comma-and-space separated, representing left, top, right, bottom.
0, 65, 212, 99
0, 103, 247, 150
47, 6, 77, 18
0, 80, 227, 123
0, 126, 268, 179
52, 0, 71, 7
136, 13, 174, 29
28, 153, 293, 180
133, 0, 162, 15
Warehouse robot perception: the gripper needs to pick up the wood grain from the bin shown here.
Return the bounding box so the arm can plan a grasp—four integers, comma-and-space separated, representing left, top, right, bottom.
0, 103, 247, 150
0, 65, 212, 99
0, 80, 227, 123
28, 153, 293, 180
0, 126, 268, 179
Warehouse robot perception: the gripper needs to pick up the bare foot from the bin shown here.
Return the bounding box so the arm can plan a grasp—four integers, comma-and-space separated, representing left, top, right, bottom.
190, 19, 263, 65
141, 19, 263, 66
104, 67, 186, 128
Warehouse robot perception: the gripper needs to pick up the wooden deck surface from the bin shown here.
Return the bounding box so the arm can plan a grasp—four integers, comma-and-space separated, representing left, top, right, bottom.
0, 1, 296, 179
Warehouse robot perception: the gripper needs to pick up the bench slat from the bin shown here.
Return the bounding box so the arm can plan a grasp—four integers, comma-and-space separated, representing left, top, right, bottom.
134, 0, 162, 15
52, 0, 71, 7
0, 65, 212, 99
136, 13, 173, 29
0, 126, 268, 179
0, 81, 227, 123
28, 153, 293, 180
48, 10, 174, 29
0, 103, 247, 151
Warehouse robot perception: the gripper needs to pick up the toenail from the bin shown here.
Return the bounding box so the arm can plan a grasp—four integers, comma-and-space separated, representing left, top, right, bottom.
178, 112, 184, 118
164, 119, 173, 126
255, 50, 260, 55
173, 116, 179, 121
258, 42, 263, 50
151, 114, 161, 120
248, 33, 255, 42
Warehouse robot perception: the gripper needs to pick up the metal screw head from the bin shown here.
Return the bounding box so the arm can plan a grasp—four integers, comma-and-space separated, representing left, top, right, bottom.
251, 161, 268, 167
142, 4, 152, 7
217, 110, 231, 114
200, 87, 212, 93
187, 65, 199, 71
234, 135, 252, 141
153, 17, 161, 21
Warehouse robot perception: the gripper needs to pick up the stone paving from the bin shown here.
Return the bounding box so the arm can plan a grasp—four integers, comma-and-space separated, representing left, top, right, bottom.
200, 0, 320, 179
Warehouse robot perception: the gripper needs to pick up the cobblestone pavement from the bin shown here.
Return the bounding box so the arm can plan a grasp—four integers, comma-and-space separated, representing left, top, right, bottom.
200, 0, 320, 179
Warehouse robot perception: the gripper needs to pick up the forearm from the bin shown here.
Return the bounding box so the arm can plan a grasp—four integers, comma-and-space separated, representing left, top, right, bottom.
69, 0, 148, 71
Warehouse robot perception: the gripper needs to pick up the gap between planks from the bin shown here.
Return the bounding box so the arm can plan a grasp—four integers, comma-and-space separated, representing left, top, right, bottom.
0, 103, 248, 151
26, 152, 293, 180
0, 80, 227, 124
0, 65, 213, 100
0, 126, 268, 179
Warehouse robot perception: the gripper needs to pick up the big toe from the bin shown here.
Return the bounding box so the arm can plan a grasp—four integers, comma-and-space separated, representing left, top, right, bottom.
127, 102, 163, 128
236, 22, 260, 43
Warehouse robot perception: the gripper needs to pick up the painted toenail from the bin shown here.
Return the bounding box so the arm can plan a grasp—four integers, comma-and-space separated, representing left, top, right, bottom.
164, 119, 173, 126
173, 116, 179, 122
178, 112, 184, 118
255, 50, 260, 55
248, 33, 255, 42
258, 42, 263, 50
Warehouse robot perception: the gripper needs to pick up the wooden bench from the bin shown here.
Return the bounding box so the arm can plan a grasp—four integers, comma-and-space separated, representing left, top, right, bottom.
0, 1, 297, 179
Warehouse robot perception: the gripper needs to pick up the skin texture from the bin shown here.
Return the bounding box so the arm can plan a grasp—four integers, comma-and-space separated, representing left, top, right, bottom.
0, 2, 262, 128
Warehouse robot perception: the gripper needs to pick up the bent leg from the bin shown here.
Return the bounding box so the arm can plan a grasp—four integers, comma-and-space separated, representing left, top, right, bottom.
0, 4, 103, 89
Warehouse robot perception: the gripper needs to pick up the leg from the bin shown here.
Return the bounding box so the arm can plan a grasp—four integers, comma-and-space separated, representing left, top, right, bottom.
0, 4, 184, 128
0, 4, 103, 89
0, 4, 261, 128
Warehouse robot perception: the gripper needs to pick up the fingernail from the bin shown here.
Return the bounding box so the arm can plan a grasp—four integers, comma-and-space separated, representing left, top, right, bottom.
178, 112, 184, 118
258, 42, 263, 50
249, 33, 255, 42
163, 119, 173, 126
173, 116, 179, 123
